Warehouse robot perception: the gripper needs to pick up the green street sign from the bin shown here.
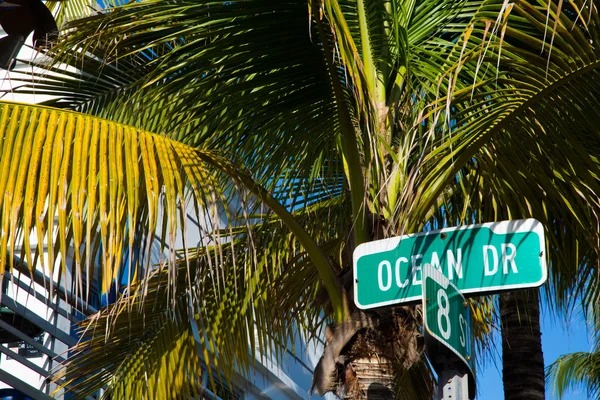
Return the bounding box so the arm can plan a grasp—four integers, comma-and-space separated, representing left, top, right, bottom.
423, 264, 474, 373
353, 219, 546, 309
423, 264, 476, 399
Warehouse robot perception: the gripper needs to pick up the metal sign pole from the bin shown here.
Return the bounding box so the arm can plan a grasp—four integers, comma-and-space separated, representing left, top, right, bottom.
438, 364, 470, 400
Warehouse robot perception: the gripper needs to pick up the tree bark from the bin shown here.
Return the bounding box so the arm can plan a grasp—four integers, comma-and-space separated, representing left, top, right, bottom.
312, 308, 424, 399
340, 355, 395, 399
312, 221, 424, 399
500, 289, 545, 400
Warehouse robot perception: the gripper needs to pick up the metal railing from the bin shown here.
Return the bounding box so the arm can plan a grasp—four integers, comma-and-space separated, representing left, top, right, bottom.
0, 258, 98, 400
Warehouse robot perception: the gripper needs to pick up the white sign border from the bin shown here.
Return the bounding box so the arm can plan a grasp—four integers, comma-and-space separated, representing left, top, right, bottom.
353, 218, 547, 309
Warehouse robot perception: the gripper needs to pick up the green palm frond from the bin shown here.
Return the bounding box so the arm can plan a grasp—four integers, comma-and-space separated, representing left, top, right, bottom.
547, 308, 600, 399
547, 350, 600, 399
11, 0, 352, 218
0, 100, 354, 397
54, 253, 218, 398
58, 196, 350, 397
12, 48, 150, 116
394, 0, 600, 309
52, 0, 339, 144
58, 296, 204, 399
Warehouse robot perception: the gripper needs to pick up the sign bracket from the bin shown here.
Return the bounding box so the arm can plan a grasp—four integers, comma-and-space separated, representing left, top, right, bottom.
438, 363, 471, 400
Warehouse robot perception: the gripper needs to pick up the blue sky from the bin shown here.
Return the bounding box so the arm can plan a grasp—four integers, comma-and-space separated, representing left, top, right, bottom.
476, 305, 592, 399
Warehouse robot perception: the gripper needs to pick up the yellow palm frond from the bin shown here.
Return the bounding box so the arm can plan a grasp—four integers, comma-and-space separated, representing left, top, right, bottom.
0, 100, 234, 305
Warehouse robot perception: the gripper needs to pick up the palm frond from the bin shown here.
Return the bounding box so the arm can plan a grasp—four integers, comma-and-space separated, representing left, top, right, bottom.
0, 100, 217, 303
0, 100, 344, 316
58, 192, 351, 397
392, 0, 600, 310
10, 1, 355, 219
57, 297, 205, 399
547, 305, 600, 399
546, 351, 600, 399
0, 99, 355, 397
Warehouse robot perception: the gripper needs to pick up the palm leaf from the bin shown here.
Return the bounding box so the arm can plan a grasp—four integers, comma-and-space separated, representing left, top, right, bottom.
58, 298, 205, 399
57, 195, 352, 397
546, 351, 600, 399
0, 100, 344, 314
11, 1, 353, 228
391, 0, 600, 311
0, 100, 356, 397
546, 307, 600, 399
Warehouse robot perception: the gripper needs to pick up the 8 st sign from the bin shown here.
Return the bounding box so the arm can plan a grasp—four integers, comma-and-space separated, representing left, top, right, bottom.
423, 264, 475, 378
433, 280, 468, 344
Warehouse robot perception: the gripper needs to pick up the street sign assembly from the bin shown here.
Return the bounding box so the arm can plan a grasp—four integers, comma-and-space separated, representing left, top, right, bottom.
423, 264, 476, 399
353, 219, 546, 310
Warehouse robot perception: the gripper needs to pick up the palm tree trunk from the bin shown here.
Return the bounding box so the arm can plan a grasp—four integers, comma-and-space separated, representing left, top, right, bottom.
341, 356, 395, 399
312, 308, 424, 399
500, 289, 545, 400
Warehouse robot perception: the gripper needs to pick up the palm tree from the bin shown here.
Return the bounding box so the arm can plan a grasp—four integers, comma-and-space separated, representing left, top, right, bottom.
3, 0, 600, 398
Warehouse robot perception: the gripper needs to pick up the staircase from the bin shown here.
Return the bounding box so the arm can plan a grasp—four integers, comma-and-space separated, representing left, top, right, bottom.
0, 257, 98, 400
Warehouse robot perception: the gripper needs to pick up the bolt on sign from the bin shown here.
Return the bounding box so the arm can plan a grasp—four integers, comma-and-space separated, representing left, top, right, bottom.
353, 219, 546, 310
